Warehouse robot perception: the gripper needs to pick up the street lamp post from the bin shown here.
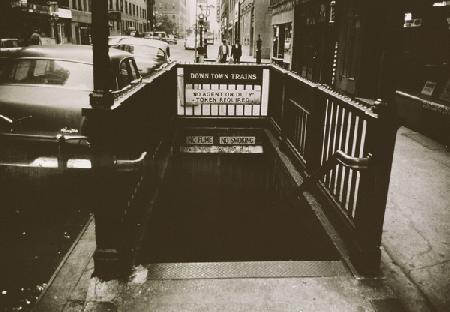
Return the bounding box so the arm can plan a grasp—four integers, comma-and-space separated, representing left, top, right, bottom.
198, 13, 205, 62
194, 1, 198, 62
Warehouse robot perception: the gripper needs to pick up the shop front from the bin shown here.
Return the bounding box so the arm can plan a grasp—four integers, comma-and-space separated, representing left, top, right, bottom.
399, 1, 450, 106
71, 9, 92, 45
271, 0, 295, 69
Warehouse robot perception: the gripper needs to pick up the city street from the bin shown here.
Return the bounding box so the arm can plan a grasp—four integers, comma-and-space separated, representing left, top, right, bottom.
169, 40, 221, 63
170, 40, 195, 62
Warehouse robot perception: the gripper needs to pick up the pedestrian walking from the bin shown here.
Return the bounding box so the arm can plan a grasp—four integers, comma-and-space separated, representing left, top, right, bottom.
231, 41, 242, 64
29, 28, 42, 45
217, 39, 229, 63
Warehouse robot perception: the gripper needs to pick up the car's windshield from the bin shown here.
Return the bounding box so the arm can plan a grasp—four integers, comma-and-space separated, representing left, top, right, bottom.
0, 58, 93, 90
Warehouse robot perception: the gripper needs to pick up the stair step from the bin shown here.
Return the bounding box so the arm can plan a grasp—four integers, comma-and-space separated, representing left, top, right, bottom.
135, 261, 350, 281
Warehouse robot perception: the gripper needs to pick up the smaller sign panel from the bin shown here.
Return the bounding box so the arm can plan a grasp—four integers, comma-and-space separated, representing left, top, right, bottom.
421, 81, 437, 96
108, 11, 121, 21
186, 89, 261, 106
219, 136, 256, 145
185, 136, 213, 145
180, 146, 263, 154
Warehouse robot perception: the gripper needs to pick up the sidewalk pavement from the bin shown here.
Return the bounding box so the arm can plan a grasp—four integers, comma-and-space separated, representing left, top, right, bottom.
381, 126, 450, 312
205, 43, 270, 64
35, 127, 450, 312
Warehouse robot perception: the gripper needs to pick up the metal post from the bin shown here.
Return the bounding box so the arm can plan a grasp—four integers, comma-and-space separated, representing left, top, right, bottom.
199, 24, 204, 62
194, 0, 198, 62
82, 0, 123, 280
237, 0, 240, 42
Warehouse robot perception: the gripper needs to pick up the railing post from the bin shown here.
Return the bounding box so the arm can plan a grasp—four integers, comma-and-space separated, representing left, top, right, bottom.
279, 70, 290, 152
305, 86, 327, 174
349, 0, 402, 275
352, 102, 397, 275
82, 0, 127, 280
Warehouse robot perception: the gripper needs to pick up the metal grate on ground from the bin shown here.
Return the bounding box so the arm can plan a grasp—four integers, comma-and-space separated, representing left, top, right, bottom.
142, 261, 351, 280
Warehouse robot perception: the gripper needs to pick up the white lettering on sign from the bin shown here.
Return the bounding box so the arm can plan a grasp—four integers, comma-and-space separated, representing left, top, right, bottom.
185, 136, 213, 145
186, 88, 261, 105
189, 73, 258, 81
180, 145, 264, 154
230, 73, 257, 80
219, 136, 256, 145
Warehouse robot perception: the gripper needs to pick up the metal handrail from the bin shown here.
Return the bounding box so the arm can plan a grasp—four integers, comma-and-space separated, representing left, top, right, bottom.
0, 132, 147, 171
114, 152, 147, 170
298, 150, 372, 192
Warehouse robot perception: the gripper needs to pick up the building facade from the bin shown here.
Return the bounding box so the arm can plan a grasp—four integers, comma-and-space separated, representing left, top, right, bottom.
66, 0, 149, 43
106, 0, 149, 36
239, 0, 271, 59
154, 0, 186, 37
66, 0, 92, 44
270, 0, 295, 69
1, 1, 72, 45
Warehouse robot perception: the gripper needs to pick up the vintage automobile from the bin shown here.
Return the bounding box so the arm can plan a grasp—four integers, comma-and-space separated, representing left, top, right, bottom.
0, 45, 142, 166
108, 37, 170, 77
110, 35, 170, 58
143, 31, 168, 43
0, 38, 21, 55
166, 35, 177, 45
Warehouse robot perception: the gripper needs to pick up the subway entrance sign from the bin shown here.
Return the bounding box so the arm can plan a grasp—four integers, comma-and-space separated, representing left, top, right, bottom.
177, 65, 270, 117
178, 128, 264, 154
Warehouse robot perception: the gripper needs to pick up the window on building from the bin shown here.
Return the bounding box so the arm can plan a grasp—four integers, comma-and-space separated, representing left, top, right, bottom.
296, 3, 321, 80
72, 0, 77, 10
83, 0, 87, 11
109, 0, 113, 10
78, 0, 82, 11
341, 9, 361, 79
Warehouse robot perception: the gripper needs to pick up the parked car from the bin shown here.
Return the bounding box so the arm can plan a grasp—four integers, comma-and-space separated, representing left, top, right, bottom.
0, 45, 140, 135
0, 38, 21, 55
109, 35, 170, 58
166, 35, 177, 45
143, 31, 168, 42
108, 37, 170, 76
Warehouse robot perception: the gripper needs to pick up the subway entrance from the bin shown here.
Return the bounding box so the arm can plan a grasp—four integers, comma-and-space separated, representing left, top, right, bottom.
137, 129, 340, 265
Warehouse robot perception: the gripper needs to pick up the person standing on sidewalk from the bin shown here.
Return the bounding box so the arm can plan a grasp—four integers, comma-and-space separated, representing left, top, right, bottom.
217, 39, 229, 63
231, 41, 242, 63
29, 28, 42, 45
256, 34, 262, 64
